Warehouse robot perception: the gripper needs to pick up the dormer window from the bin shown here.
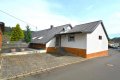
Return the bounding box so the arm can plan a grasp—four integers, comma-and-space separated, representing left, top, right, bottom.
61, 27, 71, 33
62, 28, 65, 32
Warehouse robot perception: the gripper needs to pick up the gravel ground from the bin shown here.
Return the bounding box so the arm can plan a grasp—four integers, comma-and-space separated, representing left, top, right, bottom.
0, 52, 85, 80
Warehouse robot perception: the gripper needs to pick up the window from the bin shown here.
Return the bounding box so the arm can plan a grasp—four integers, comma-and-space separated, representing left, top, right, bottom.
32, 37, 37, 39
38, 36, 43, 39
60, 27, 71, 33
68, 34, 75, 41
99, 35, 102, 40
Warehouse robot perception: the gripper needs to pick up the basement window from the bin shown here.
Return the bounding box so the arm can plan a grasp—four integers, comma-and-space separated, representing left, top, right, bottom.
68, 34, 75, 42
99, 35, 102, 40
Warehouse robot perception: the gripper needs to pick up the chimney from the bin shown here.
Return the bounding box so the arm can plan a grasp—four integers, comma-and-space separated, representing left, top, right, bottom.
50, 25, 53, 29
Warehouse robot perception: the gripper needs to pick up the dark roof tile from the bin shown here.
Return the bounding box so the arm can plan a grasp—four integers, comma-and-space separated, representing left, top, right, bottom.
31, 24, 71, 44
59, 20, 109, 40
64, 20, 101, 34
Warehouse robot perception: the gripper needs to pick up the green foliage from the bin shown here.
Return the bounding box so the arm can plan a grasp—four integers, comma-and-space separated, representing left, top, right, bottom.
10, 24, 24, 41
4, 32, 11, 36
24, 25, 32, 43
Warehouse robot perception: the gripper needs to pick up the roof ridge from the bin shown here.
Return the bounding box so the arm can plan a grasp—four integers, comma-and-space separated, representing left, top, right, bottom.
36, 24, 71, 32
75, 20, 102, 26
54, 24, 71, 27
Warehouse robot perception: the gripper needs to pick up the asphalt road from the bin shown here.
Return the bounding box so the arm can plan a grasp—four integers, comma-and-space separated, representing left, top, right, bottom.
13, 49, 120, 80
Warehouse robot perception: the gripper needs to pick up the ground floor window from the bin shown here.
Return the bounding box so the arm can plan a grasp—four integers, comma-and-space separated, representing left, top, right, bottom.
68, 34, 75, 42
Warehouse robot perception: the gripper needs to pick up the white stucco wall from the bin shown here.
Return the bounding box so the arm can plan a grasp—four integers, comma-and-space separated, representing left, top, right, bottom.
87, 24, 108, 54
46, 38, 56, 47
61, 33, 87, 49
46, 25, 72, 48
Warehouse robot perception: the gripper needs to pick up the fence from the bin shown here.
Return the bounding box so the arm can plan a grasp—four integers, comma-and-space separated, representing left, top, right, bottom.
1, 42, 29, 53
2, 42, 28, 49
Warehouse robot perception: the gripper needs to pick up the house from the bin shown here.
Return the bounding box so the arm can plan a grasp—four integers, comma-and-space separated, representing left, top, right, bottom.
109, 41, 120, 48
30, 20, 109, 58
0, 22, 4, 49
29, 24, 72, 49
109, 37, 120, 48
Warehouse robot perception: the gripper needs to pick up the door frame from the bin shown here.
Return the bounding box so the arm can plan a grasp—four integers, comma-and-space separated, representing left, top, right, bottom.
55, 35, 61, 47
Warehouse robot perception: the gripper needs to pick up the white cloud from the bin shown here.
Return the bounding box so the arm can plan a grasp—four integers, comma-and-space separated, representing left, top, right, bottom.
2, 0, 80, 31
26, 11, 80, 30
19, 1, 80, 30
104, 12, 120, 34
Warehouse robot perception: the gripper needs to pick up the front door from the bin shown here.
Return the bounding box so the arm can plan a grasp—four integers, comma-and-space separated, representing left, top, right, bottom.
56, 36, 61, 47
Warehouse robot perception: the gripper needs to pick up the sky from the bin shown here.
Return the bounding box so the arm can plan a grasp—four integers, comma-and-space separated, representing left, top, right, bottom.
0, 0, 120, 38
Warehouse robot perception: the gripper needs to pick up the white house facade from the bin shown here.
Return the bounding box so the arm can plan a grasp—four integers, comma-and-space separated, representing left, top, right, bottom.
86, 24, 108, 57
46, 20, 108, 58
30, 20, 108, 58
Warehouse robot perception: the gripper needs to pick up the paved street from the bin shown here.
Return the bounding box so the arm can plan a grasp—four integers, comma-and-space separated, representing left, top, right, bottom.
12, 49, 120, 80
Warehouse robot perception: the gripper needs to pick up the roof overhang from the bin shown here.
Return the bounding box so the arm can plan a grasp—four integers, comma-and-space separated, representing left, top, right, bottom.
100, 21, 110, 41
58, 20, 109, 41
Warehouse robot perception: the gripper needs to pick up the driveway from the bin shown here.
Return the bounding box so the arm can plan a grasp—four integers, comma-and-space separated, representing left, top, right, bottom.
0, 52, 85, 80
11, 49, 120, 80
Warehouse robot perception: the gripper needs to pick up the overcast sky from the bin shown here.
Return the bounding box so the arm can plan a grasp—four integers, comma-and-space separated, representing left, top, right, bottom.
0, 0, 120, 38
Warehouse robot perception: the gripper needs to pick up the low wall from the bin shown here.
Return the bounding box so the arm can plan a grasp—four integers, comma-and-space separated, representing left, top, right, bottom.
29, 43, 46, 49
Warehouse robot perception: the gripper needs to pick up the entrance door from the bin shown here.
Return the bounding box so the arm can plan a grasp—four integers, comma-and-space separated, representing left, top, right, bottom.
55, 36, 61, 47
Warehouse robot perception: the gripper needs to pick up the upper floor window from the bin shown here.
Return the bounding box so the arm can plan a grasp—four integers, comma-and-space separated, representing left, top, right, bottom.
61, 27, 71, 33
99, 35, 102, 40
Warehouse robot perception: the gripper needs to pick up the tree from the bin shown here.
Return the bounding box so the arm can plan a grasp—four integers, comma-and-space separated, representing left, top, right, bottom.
24, 25, 32, 43
10, 24, 24, 41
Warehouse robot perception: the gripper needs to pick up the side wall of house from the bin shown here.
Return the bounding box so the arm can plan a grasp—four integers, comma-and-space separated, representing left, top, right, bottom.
86, 24, 108, 58
0, 23, 4, 49
46, 38, 56, 53
61, 33, 87, 57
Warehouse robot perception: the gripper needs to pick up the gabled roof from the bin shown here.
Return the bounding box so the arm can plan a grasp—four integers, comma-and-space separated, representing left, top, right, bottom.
60, 20, 109, 40
62, 20, 101, 33
31, 24, 71, 44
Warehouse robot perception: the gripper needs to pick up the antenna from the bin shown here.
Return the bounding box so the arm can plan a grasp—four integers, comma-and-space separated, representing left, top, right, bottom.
36, 26, 37, 31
